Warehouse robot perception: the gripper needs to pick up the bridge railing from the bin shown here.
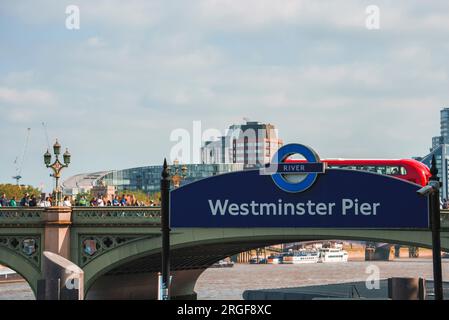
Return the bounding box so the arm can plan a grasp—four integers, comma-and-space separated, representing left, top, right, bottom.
0, 207, 45, 225
0, 206, 448, 228
71, 206, 161, 225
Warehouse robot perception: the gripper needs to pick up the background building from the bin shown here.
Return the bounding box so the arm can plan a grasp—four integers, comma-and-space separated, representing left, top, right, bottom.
62, 171, 112, 197
64, 120, 281, 196
418, 107, 449, 200
201, 120, 283, 167
63, 163, 244, 196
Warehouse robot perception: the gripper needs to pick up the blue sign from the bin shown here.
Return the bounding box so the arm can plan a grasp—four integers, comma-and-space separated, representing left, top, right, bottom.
270, 144, 324, 193
170, 144, 429, 229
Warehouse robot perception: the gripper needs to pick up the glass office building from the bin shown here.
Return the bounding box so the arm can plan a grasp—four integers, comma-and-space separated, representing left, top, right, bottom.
99, 163, 245, 193
417, 107, 449, 200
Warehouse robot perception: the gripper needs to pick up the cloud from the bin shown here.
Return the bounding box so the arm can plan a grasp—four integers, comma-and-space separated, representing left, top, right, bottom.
0, 0, 449, 189
86, 37, 106, 48
0, 87, 56, 105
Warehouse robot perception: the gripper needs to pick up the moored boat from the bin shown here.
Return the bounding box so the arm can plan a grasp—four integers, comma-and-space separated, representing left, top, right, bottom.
267, 255, 282, 264
319, 247, 349, 263
282, 250, 320, 264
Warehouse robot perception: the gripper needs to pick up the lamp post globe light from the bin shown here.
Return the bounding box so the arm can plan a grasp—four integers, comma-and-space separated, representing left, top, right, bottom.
43, 139, 71, 206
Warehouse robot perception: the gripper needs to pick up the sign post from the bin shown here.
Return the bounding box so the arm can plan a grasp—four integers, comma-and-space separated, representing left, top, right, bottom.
429, 155, 443, 300
160, 159, 171, 300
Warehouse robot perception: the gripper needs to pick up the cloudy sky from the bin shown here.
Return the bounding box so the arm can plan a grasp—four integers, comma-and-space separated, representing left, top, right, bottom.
1, 0, 449, 190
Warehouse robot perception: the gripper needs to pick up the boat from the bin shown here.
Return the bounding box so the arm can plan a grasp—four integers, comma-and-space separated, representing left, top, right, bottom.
211, 259, 234, 268
266, 255, 282, 264
282, 250, 320, 264
319, 247, 349, 263
249, 257, 267, 264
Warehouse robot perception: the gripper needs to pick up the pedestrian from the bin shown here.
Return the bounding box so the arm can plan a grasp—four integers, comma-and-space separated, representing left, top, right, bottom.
38, 196, 50, 207
9, 197, 17, 207
97, 196, 105, 207
120, 194, 127, 206
44, 197, 51, 207
78, 195, 88, 206
19, 193, 30, 207
29, 195, 37, 207
63, 196, 72, 207
0, 193, 8, 207
131, 194, 137, 206
112, 195, 119, 206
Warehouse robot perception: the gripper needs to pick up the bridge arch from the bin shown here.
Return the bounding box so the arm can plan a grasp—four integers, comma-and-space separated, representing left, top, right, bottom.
0, 247, 41, 298
82, 227, 447, 299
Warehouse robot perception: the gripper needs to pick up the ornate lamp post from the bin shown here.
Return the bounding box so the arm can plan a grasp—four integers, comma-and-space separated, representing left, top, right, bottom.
44, 139, 71, 206
168, 159, 188, 188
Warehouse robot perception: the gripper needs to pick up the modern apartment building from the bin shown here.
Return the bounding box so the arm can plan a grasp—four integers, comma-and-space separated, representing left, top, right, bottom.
201, 121, 283, 167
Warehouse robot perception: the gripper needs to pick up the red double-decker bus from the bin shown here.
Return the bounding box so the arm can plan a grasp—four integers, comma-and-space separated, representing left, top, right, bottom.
285, 158, 430, 186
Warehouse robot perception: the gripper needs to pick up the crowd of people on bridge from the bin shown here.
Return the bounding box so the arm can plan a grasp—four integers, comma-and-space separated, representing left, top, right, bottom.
0, 193, 159, 208
75, 194, 158, 207
0, 193, 52, 207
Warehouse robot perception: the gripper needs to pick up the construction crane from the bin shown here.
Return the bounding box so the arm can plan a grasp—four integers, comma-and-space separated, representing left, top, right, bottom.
12, 128, 31, 185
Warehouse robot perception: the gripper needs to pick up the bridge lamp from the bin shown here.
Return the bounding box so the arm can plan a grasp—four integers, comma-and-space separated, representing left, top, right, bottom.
63, 148, 71, 165
53, 139, 61, 155
44, 150, 51, 166
43, 139, 71, 206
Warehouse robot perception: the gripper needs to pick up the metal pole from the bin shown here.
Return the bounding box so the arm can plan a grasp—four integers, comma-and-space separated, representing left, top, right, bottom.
160, 158, 171, 300
429, 155, 443, 300
55, 176, 60, 206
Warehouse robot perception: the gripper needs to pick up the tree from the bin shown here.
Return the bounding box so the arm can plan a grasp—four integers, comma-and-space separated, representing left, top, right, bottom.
75, 190, 92, 203
0, 183, 41, 200
119, 189, 150, 205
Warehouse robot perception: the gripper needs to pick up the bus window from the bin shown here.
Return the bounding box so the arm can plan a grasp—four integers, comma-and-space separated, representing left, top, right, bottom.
400, 167, 407, 175
376, 166, 387, 175
386, 166, 400, 175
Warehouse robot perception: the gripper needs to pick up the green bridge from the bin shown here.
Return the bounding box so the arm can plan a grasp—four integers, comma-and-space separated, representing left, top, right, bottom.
1, 206, 448, 299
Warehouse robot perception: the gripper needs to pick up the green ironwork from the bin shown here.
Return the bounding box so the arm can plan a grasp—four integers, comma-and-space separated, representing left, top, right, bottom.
0, 208, 45, 225
72, 207, 161, 225
78, 234, 159, 267
0, 235, 41, 268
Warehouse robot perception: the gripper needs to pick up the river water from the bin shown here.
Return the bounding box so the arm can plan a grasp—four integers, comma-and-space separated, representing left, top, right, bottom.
1, 259, 448, 300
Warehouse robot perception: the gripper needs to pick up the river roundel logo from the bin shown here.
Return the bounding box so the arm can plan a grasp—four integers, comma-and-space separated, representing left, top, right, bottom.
270, 143, 325, 193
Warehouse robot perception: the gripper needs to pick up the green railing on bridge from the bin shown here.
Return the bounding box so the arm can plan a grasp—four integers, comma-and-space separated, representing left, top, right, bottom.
0, 207, 449, 228
0, 207, 45, 225
71, 206, 161, 225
